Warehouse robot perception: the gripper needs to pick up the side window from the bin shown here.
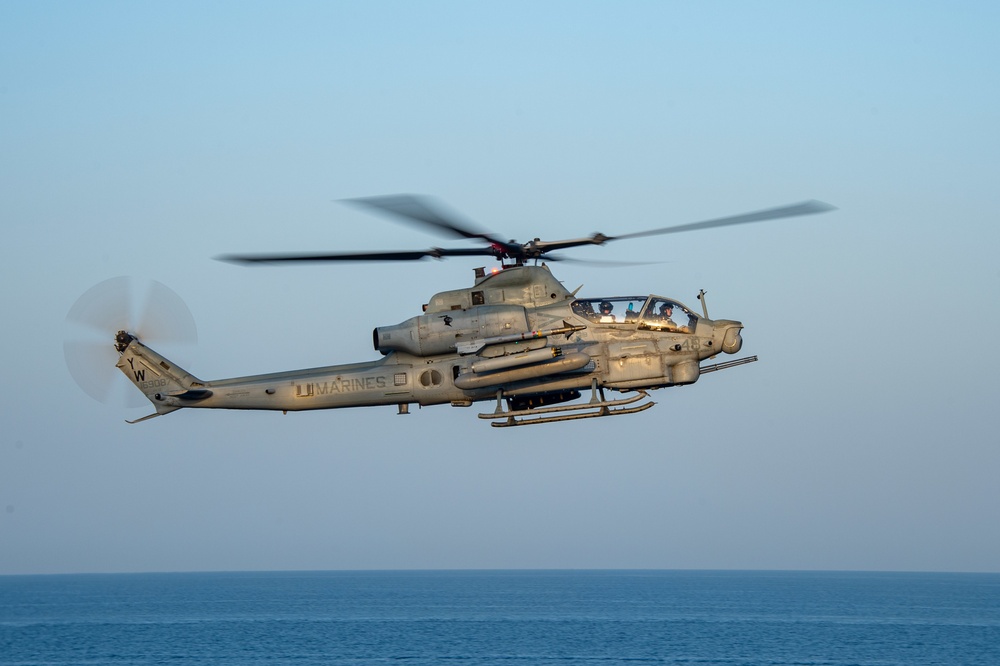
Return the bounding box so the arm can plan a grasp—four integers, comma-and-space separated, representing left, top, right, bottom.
571, 298, 646, 325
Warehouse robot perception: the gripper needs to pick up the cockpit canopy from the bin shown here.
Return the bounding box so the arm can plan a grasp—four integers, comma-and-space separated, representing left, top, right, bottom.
571, 296, 698, 333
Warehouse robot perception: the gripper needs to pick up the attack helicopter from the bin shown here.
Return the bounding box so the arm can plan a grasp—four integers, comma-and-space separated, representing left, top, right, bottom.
67, 195, 835, 426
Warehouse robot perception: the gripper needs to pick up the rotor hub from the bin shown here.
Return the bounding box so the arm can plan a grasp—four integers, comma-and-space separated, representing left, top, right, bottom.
114, 330, 136, 354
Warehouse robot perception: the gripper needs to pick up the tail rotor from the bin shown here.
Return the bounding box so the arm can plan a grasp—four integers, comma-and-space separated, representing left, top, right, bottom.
64, 277, 197, 407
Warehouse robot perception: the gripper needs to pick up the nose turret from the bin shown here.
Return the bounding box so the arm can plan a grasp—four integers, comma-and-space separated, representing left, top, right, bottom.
712, 320, 744, 354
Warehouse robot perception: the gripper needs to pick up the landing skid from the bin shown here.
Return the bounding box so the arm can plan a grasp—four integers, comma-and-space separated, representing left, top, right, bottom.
479, 380, 655, 427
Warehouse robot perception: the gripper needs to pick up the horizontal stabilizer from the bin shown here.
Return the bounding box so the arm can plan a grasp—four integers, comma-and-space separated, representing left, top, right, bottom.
125, 405, 180, 424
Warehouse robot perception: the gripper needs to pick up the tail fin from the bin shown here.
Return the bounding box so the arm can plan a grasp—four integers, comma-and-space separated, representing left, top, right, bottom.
114, 331, 208, 422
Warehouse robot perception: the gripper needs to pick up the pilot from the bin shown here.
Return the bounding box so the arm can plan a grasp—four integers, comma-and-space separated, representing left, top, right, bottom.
659, 302, 677, 329
599, 301, 616, 323
573, 300, 596, 320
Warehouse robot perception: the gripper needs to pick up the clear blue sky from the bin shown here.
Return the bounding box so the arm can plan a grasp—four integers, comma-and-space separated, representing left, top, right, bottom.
3, 1, 999, 575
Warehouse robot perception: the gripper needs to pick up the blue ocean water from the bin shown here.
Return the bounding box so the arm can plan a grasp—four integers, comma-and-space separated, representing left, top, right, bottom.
1, 570, 998, 665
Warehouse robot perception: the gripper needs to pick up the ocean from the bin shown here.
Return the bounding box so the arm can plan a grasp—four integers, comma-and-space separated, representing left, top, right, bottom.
1, 570, 998, 665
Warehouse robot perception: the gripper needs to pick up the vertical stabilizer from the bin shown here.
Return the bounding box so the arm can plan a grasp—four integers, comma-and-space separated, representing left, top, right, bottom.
114, 332, 205, 420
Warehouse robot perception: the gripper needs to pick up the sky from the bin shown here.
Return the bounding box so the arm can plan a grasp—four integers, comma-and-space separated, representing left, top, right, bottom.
2, 1, 999, 575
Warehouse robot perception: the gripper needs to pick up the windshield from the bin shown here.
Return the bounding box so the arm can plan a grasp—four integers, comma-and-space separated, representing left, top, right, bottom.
638, 297, 697, 334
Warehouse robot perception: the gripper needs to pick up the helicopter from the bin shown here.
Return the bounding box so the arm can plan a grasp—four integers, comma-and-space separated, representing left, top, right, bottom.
67, 195, 835, 426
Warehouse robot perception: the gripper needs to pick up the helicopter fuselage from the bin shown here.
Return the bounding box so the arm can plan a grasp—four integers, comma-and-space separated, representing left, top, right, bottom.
115, 265, 749, 424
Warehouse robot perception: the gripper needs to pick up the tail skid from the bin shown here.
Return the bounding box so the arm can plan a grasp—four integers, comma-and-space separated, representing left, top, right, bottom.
114, 331, 208, 423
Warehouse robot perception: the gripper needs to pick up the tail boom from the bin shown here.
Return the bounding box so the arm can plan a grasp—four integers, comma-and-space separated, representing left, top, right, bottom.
114, 332, 413, 421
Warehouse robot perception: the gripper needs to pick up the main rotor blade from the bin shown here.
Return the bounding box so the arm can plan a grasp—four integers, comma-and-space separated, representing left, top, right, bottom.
531, 235, 613, 254
610, 200, 837, 241
546, 255, 663, 267
342, 194, 507, 246
217, 247, 500, 264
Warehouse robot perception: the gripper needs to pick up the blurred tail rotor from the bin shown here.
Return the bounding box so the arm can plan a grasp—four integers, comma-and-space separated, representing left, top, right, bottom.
64, 277, 197, 407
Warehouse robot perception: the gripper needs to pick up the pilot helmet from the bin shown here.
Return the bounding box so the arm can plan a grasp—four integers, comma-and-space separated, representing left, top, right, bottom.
600, 301, 613, 313
660, 302, 673, 313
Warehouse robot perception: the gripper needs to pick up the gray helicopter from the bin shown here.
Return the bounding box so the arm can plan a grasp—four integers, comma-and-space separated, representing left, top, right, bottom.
74, 195, 835, 426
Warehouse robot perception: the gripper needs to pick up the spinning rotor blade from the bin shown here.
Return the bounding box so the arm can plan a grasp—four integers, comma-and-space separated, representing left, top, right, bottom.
218, 246, 500, 264
63, 338, 125, 405
219, 195, 837, 267
610, 200, 837, 241
64, 275, 136, 336
547, 255, 662, 267
343, 194, 510, 248
219, 194, 519, 264
64, 277, 197, 406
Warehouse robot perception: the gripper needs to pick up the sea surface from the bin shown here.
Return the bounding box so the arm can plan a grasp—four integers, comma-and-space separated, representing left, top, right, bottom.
2, 570, 998, 665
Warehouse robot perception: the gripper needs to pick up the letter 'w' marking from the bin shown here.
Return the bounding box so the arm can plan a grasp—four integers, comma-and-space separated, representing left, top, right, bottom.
134, 369, 146, 381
